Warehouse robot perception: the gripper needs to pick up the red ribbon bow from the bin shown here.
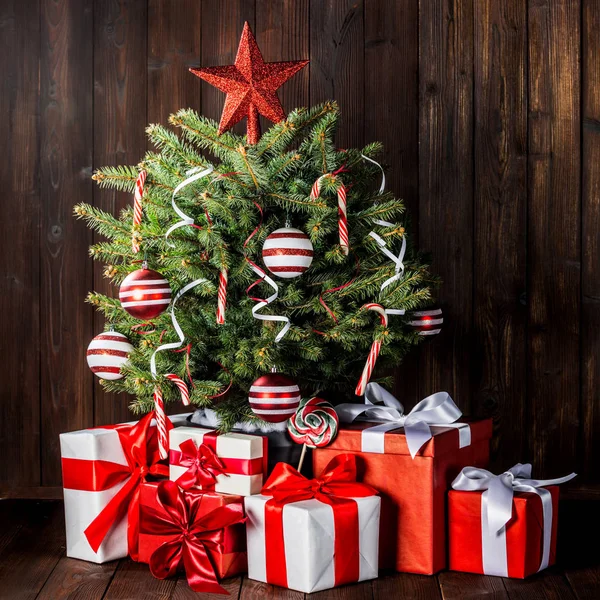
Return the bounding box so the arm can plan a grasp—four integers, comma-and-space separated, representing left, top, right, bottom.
261, 454, 378, 588
62, 412, 173, 560
143, 481, 246, 594
174, 439, 228, 490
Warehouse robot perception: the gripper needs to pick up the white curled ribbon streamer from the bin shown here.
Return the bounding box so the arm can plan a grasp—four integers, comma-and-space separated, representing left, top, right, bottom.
362, 154, 407, 317
165, 166, 214, 246
150, 278, 208, 388
337, 382, 471, 458
248, 262, 290, 343
452, 464, 576, 576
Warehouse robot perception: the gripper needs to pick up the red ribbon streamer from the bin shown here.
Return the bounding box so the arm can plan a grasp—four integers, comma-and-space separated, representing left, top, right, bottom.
260, 454, 378, 588
141, 481, 246, 594
61, 412, 174, 560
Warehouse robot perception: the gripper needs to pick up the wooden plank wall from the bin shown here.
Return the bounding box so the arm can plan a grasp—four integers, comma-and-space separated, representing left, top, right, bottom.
1, 0, 597, 491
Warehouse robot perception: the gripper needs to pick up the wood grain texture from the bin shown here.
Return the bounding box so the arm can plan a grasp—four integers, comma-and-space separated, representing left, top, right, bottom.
310, 580, 373, 599
93, 0, 148, 427
172, 574, 242, 599
438, 571, 508, 599
0, 502, 65, 600
0, 0, 41, 488
200, 0, 255, 135
527, 0, 581, 477
36, 557, 118, 600
418, 0, 475, 412
103, 560, 176, 599
502, 570, 576, 600
148, 0, 201, 125
238, 577, 304, 599
472, 0, 528, 467
255, 0, 309, 116
373, 571, 441, 599
40, 0, 95, 486
565, 566, 600, 600
581, 0, 600, 481
309, 0, 364, 149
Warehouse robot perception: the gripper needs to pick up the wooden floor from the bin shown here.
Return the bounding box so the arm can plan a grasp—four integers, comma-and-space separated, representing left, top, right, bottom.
0, 497, 599, 600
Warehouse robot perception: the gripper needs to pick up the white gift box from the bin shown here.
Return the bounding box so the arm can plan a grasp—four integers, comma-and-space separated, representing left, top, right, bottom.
60, 413, 190, 563
245, 494, 381, 594
169, 426, 267, 496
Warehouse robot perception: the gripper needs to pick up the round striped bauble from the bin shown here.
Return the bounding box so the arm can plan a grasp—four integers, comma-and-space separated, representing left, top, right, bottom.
262, 227, 313, 279
248, 372, 301, 423
119, 267, 172, 320
407, 308, 443, 336
86, 331, 133, 380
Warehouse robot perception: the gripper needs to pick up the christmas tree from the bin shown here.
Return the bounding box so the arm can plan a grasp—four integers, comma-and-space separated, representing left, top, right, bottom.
75, 23, 436, 431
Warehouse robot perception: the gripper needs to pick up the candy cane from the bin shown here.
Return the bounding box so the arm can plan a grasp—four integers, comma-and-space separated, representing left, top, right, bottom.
153, 386, 168, 459
310, 173, 350, 255
355, 303, 389, 396
165, 373, 190, 406
131, 170, 147, 253
216, 268, 228, 324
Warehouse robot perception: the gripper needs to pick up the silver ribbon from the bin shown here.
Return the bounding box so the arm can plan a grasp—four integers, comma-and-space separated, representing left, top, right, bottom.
451, 464, 576, 576
336, 382, 471, 458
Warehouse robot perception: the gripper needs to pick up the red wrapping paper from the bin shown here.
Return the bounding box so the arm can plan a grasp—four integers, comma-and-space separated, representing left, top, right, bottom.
137, 482, 247, 579
313, 419, 492, 575
448, 486, 559, 578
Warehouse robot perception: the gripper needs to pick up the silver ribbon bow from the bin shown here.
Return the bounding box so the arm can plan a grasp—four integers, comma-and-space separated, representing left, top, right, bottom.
336, 382, 471, 458
452, 464, 576, 576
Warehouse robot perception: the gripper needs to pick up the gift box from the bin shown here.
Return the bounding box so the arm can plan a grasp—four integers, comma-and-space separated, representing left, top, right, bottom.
188, 408, 305, 474
60, 412, 190, 563
138, 481, 247, 592
245, 454, 380, 594
169, 426, 267, 496
313, 384, 493, 575
449, 464, 576, 578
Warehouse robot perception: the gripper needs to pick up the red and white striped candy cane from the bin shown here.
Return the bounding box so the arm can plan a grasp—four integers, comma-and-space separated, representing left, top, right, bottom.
310, 174, 350, 255
355, 303, 389, 396
165, 373, 190, 406
216, 268, 228, 324
153, 386, 168, 459
131, 170, 147, 253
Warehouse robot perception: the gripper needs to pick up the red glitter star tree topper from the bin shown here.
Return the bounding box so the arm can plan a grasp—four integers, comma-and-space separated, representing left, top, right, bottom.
190, 22, 308, 144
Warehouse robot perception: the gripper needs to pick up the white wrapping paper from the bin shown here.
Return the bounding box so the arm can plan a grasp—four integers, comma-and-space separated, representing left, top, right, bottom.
169, 427, 266, 496
244, 494, 380, 593
60, 413, 190, 563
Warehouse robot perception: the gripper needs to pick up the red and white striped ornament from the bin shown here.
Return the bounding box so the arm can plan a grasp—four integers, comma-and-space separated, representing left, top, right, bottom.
86, 331, 133, 380
408, 308, 443, 336
131, 170, 147, 254
216, 268, 228, 324
249, 372, 301, 423
262, 227, 314, 279
119, 266, 172, 320
310, 175, 349, 255
355, 304, 389, 396
153, 386, 169, 459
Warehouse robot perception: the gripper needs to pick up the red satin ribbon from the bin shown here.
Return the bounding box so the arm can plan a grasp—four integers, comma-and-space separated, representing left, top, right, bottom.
142, 480, 246, 594
61, 412, 173, 560
171, 436, 227, 490
260, 454, 378, 588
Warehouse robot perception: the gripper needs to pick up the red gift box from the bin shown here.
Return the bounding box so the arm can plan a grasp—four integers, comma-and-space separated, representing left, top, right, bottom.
448, 464, 576, 578
138, 482, 247, 590
313, 419, 492, 574
448, 486, 559, 578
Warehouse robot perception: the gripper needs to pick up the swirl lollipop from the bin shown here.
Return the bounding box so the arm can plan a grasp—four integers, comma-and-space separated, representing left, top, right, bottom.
287, 397, 339, 472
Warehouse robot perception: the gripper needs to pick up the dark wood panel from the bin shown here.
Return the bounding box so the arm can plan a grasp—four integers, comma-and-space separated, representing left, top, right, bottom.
36, 557, 118, 600
438, 571, 508, 599
255, 0, 309, 116
238, 577, 303, 599
373, 571, 441, 599
200, 1, 255, 135
503, 570, 576, 600
418, 0, 475, 411
309, 0, 364, 149
0, 0, 41, 488
527, 0, 581, 477
40, 0, 95, 486
93, 0, 148, 427
103, 560, 176, 599
148, 0, 201, 125
172, 574, 242, 599
581, 0, 600, 481
472, 0, 528, 466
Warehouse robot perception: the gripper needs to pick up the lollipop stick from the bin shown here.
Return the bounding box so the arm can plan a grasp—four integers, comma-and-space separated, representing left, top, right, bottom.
297, 443, 308, 472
